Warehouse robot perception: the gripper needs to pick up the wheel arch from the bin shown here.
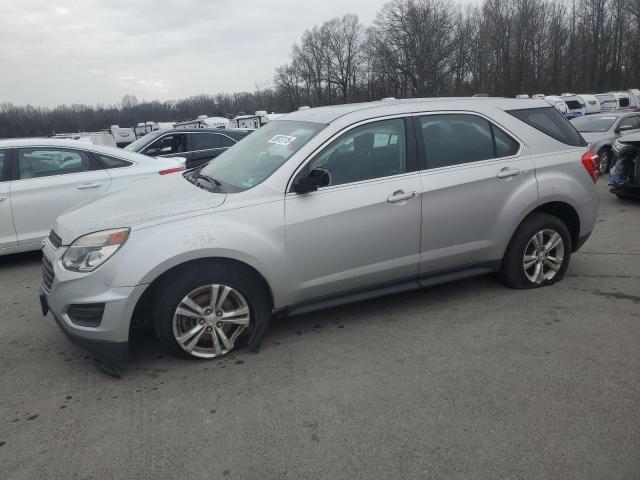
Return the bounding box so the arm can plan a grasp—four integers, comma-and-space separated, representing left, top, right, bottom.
525, 201, 581, 252
130, 256, 275, 330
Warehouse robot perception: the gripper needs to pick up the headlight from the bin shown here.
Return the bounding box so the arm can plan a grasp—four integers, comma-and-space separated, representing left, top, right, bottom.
62, 228, 130, 272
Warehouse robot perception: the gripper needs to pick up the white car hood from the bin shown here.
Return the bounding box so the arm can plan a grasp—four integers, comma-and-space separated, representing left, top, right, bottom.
54, 172, 226, 245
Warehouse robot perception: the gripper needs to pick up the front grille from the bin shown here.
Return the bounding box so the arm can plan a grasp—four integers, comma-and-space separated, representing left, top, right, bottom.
48, 230, 62, 248
42, 256, 54, 291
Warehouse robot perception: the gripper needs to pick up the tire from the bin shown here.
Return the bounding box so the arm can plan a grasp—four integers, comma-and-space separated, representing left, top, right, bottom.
152, 261, 271, 359
598, 148, 612, 174
499, 213, 572, 289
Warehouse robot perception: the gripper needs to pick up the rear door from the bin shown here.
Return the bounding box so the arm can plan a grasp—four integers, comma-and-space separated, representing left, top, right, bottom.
11, 147, 111, 246
0, 149, 17, 250
414, 112, 538, 280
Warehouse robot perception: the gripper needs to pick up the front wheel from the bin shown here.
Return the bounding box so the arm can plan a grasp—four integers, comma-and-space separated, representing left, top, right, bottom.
152, 262, 271, 359
500, 213, 572, 289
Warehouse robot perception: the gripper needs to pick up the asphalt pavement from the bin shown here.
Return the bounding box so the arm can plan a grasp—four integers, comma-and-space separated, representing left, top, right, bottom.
1, 178, 638, 479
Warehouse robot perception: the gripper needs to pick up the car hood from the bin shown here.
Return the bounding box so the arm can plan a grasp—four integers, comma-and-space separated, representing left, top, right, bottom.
54, 173, 226, 245
580, 131, 611, 144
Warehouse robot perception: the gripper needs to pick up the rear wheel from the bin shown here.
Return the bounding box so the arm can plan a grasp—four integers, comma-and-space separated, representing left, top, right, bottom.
500, 213, 572, 289
152, 262, 271, 359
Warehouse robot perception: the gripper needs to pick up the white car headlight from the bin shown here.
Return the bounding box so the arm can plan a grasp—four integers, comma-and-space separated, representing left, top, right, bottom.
62, 228, 130, 272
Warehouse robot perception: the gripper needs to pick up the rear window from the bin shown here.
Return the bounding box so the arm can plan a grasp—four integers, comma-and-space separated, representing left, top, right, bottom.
507, 107, 586, 147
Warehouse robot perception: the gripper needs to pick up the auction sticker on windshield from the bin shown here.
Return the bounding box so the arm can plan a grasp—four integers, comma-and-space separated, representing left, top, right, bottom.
268, 135, 296, 146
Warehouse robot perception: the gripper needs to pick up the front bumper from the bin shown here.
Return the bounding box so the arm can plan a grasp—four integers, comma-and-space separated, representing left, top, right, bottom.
40, 238, 147, 364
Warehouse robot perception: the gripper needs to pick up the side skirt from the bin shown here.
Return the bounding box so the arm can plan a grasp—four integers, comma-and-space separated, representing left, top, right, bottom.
285, 260, 501, 317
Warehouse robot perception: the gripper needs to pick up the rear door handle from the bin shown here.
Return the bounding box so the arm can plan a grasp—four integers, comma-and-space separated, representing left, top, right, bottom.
387, 190, 417, 204
76, 183, 103, 190
497, 167, 521, 179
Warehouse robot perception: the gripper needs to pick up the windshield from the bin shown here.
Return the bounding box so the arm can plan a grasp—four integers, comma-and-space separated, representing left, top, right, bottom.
124, 131, 161, 152
571, 115, 617, 132
198, 120, 324, 191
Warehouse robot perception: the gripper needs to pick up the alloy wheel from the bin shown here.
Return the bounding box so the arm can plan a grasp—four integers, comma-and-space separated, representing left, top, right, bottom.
522, 229, 565, 284
172, 284, 250, 358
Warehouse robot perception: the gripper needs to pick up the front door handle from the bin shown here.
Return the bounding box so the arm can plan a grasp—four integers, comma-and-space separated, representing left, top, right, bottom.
497, 167, 521, 179
387, 190, 417, 204
76, 183, 103, 190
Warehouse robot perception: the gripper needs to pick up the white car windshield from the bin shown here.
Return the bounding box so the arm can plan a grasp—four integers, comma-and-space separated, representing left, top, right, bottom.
571, 116, 617, 132
197, 120, 324, 191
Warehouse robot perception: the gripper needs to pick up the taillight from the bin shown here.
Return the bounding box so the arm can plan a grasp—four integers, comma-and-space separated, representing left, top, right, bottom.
159, 167, 186, 175
581, 151, 600, 183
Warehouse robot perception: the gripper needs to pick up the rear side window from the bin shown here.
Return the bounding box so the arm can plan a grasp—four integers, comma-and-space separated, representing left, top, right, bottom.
507, 107, 586, 147
191, 133, 222, 150
417, 114, 519, 169
95, 154, 132, 169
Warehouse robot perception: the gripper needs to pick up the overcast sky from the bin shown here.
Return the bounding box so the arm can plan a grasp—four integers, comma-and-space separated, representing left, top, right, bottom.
0, 0, 393, 107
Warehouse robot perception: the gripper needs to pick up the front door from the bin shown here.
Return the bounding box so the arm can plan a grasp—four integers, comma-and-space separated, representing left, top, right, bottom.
11, 147, 111, 246
285, 117, 422, 306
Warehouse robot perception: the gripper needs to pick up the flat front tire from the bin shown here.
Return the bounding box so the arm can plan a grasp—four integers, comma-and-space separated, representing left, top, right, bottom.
152, 262, 271, 359
500, 213, 572, 289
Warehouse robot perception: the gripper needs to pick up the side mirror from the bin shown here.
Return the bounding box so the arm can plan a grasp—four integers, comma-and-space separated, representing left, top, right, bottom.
292, 168, 331, 194
616, 124, 634, 133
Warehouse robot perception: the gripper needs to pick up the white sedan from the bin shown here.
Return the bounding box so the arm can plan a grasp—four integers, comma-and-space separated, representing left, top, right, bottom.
0, 138, 186, 255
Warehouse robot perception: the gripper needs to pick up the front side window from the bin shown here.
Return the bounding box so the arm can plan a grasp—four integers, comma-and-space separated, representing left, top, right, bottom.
198, 120, 324, 191
143, 134, 188, 156
306, 118, 407, 187
191, 133, 222, 150
17, 148, 92, 179
619, 116, 639, 129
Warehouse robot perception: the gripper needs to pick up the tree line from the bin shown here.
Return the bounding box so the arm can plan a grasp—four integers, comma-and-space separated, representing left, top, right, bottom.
2, 0, 639, 139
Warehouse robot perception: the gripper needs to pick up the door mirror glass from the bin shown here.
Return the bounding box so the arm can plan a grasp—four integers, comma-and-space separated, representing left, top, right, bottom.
293, 168, 331, 193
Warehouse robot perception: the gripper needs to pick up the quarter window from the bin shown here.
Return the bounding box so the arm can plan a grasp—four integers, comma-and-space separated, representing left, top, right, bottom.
306, 118, 407, 186
17, 148, 92, 179
95, 154, 132, 169
507, 107, 586, 147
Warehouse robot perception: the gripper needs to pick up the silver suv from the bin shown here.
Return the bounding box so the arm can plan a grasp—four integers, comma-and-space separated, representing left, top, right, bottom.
40, 98, 600, 363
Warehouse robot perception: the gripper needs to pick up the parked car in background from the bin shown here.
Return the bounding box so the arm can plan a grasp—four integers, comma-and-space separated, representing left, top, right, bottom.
595, 93, 618, 112
628, 89, 640, 110
40, 97, 599, 364
610, 132, 640, 198
571, 112, 640, 173
561, 94, 586, 118
0, 139, 185, 255
125, 128, 252, 169
576, 94, 601, 114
